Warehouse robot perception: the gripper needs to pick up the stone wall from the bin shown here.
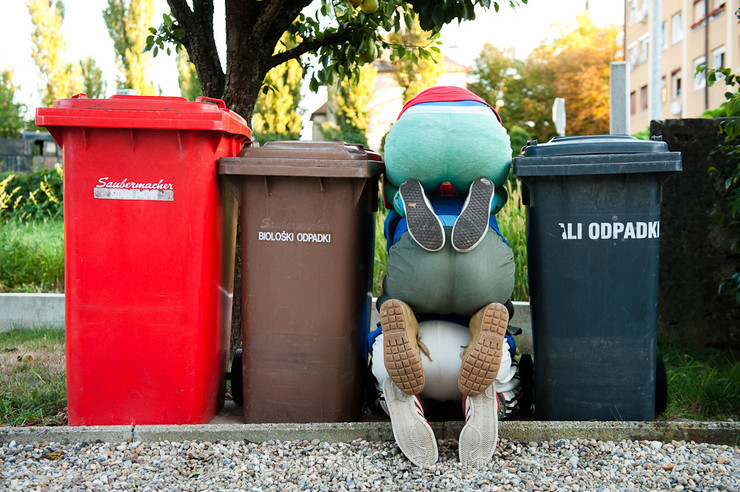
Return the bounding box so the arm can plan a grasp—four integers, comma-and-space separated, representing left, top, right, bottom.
651, 118, 740, 349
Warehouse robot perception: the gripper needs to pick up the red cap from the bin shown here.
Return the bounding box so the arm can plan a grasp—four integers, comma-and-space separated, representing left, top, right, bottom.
397, 86, 501, 123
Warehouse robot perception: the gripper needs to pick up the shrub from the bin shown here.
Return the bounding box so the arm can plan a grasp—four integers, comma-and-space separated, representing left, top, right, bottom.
0, 165, 63, 222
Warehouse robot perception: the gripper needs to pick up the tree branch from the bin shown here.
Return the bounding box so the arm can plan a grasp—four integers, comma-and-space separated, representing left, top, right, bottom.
268, 29, 351, 70
252, 0, 287, 41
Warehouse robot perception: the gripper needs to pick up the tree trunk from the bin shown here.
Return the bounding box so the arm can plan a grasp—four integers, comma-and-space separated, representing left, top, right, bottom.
167, 0, 314, 366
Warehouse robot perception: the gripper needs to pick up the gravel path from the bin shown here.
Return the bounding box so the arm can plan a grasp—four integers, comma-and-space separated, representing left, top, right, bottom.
2, 437, 738, 491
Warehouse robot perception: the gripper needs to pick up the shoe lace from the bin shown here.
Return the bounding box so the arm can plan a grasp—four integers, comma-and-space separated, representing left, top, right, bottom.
416, 332, 432, 361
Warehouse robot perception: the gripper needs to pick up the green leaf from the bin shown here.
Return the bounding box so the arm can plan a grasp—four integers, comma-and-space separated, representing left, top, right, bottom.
726, 95, 740, 116
404, 12, 413, 30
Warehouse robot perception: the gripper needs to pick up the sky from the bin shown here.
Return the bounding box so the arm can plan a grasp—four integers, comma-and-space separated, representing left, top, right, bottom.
0, 0, 624, 128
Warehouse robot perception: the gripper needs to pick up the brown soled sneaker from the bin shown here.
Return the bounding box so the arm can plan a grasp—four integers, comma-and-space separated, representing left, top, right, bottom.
380, 299, 425, 396
458, 302, 509, 397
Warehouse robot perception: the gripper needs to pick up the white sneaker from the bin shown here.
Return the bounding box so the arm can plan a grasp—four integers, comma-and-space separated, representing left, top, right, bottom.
398, 179, 445, 252
451, 177, 495, 253
459, 384, 498, 468
382, 378, 438, 467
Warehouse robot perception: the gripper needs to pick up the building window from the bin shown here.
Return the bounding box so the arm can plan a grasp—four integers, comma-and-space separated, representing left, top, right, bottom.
640, 85, 649, 111
661, 75, 667, 103
693, 0, 706, 26
661, 21, 668, 50
629, 0, 639, 24
712, 45, 726, 69
630, 91, 637, 115
693, 55, 707, 89
628, 42, 639, 70
672, 12, 683, 44
639, 34, 649, 64
671, 69, 682, 98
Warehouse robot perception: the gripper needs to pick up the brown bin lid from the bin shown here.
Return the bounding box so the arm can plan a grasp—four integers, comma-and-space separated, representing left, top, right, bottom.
218, 141, 381, 178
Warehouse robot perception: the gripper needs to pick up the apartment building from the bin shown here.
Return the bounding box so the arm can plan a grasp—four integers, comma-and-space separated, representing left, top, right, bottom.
625, 0, 739, 133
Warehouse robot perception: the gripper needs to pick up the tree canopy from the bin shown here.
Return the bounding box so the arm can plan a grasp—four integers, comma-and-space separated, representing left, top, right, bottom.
28, 0, 83, 107
0, 70, 27, 138
148, 0, 527, 121
104, 0, 156, 95
388, 15, 442, 103
470, 12, 621, 144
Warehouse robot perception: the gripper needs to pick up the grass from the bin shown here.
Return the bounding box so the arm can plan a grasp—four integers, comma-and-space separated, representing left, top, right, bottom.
497, 181, 529, 301
372, 201, 389, 297
0, 327, 737, 426
0, 326, 67, 426
0, 218, 64, 293
658, 338, 740, 421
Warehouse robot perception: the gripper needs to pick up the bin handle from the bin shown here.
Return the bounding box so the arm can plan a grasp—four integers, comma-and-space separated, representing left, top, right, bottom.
71, 93, 88, 99
196, 96, 226, 109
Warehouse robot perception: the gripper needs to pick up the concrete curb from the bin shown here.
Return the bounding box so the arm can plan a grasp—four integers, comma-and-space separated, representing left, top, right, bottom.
0, 293, 64, 330
2, 421, 738, 446
1, 296, 533, 352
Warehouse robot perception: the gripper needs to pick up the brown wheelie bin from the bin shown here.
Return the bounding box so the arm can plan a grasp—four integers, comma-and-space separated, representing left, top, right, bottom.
219, 141, 381, 423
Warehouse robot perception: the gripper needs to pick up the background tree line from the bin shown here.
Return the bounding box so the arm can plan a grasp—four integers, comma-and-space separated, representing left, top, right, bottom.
1, 2, 619, 152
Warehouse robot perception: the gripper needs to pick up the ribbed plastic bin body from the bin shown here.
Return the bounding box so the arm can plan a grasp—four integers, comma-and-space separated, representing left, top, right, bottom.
219, 141, 380, 423
513, 135, 681, 421
36, 95, 250, 426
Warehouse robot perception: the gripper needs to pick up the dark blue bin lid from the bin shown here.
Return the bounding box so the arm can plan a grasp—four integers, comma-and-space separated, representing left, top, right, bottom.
514, 134, 682, 177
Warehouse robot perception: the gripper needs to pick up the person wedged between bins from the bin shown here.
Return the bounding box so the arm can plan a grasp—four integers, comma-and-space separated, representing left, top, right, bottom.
372, 194, 520, 467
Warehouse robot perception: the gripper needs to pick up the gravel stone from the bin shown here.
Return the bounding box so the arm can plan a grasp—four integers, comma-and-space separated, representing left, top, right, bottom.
0, 438, 738, 491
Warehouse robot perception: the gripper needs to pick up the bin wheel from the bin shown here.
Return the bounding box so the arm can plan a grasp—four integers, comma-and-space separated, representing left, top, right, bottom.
655, 355, 668, 415
518, 353, 534, 416
229, 348, 243, 406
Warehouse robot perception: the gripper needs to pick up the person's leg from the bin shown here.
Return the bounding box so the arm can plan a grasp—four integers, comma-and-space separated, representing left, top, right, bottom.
457, 302, 509, 467
380, 298, 426, 395
459, 384, 498, 468
370, 332, 438, 467
451, 177, 496, 253
383, 379, 438, 467
397, 179, 445, 252
458, 302, 509, 396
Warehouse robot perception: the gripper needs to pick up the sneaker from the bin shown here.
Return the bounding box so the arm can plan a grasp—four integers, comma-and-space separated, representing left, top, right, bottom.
451, 177, 495, 253
459, 384, 499, 468
380, 299, 425, 395
383, 378, 438, 467
458, 302, 509, 397
399, 179, 445, 252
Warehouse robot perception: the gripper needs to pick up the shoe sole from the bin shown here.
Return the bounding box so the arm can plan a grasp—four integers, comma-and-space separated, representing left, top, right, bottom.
383, 379, 438, 467
459, 384, 498, 468
399, 180, 445, 252
458, 302, 509, 397
381, 300, 425, 395
452, 178, 495, 253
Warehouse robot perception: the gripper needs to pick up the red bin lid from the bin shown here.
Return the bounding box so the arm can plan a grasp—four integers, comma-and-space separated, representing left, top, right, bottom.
35, 94, 251, 139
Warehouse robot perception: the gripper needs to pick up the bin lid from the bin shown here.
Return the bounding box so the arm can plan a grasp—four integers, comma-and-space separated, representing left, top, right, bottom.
514, 134, 681, 177
219, 141, 382, 178
35, 94, 251, 139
